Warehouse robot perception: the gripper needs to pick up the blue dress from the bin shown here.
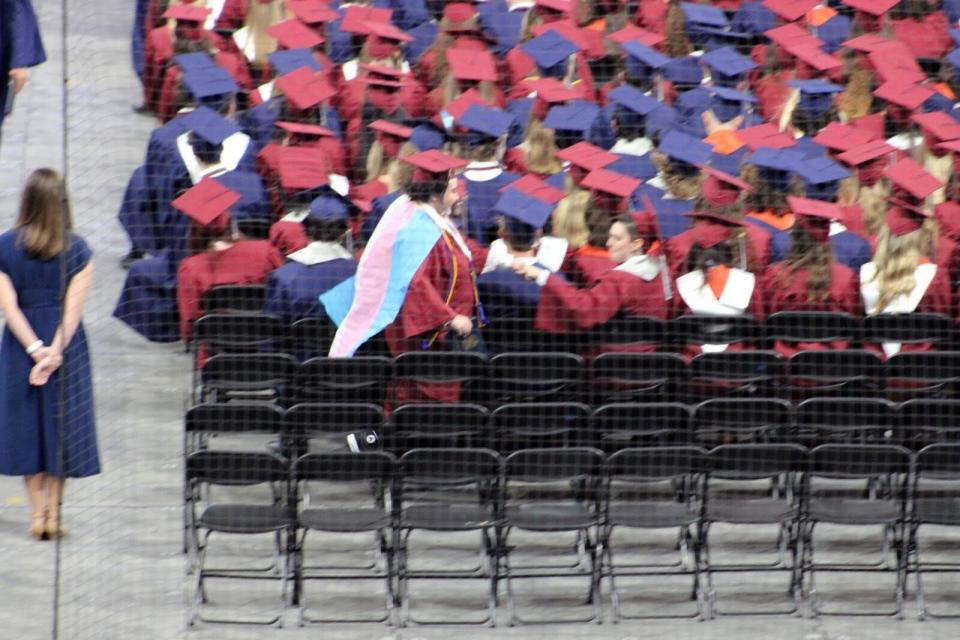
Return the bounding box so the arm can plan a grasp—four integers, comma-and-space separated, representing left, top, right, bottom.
0, 231, 99, 477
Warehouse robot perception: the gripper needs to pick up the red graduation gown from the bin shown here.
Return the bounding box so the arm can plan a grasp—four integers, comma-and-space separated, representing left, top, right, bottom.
891, 14, 952, 60
633, 0, 668, 34
142, 26, 175, 113
762, 261, 862, 357
665, 224, 772, 278
561, 246, 617, 286
177, 239, 283, 341
385, 231, 478, 405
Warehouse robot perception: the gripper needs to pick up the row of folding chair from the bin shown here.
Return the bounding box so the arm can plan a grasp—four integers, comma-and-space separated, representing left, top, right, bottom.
194, 349, 960, 407
184, 443, 960, 627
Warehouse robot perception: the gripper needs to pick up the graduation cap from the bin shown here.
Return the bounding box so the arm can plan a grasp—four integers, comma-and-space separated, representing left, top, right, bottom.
369, 119, 413, 139
608, 85, 661, 116
609, 24, 665, 48
267, 19, 325, 49
795, 155, 851, 201
787, 43, 842, 73
524, 78, 581, 105
762, 0, 818, 22
936, 139, 960, 154
268, 48, 323, 76
402, 150, 468, 182
607, 153, 659, 183
702, 46, 757, 86
363, 20, 414, 58
663, 57, 703, 88
410, 123, 447, 151
522, 30, 578, 78
493, 189, 554, 231
458, 104, 514, 147
658, 130, 714, 168
501, 174, 566, 205
842, 0, 898, 17
277, 147, 329, 192
842, 33, 889, 53
531, 20, 603, 60
787, 195, 840, 243
836, 139, 896, 186
181, 106, 238, 145
275, 67, 335, 110
680, 2, 728, 28
339, 6, 392, 34
883, 158, 944, 201
699, 163, 753, 207
286, 0, 339, 25
307, 194, 349, 221
813, 122, 877, 153
555, 141, 618, 177
581, 168, 642, 208
442, 2, 477, 25
174, 52, 218, 73
182, 64, 240, 106
621, 41, 670, 81
735, 123, 796, 151
935, 201, 960, 238
446, 48, 498, 83
543, 102, 599, 134
789, 79, 843, 117
276, 121, 334, 137
172, 177, 240, 232
912, 112, 960, 148
765, 23, 822, 50
704, 130, 745, 156
869, 43, 925, 86
684, 211, 744, 249
885, 204, 932, 237
873, 80, 934, 112
746, 146, 804, 171
163, 4, 211, 22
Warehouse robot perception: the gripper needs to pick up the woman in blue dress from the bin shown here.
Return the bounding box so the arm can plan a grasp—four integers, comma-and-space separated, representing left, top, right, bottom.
0, 168, 99, 540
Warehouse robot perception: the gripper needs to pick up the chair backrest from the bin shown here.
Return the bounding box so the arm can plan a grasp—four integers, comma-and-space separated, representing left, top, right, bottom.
808, 444, 911, 479
689, 350, 784, 382
201, 284, 268, 314
591, 402, 692, 448
295, 356, 393, 404
185, 402, 286, 435
672, 314, 762, 345
285, 402, 384, 438
885, 351, 960, 381
390, 403, 491, 448
588, 315, 666, 346
199, 353, 297, 394
185, 450, 289, 485
915, 443, 960, 480
766, 311, 860, 343
489, 352, 584, 402
288, 316, 336, 359
193, 312, 283, 350
607, 446, 707, 482
398, 447, 501, 482
591, 352, 688, 384
796, 397, 895, 442
394, 351, 488, 383
483, 317, 570, 353
294, 451, 395, 483
897, 399, 960, 445
693, 398, 793, 444
787, 349, 884, 382
491, 401, 591, 450
863, 313, 954, 345
707, 443, 808, 480
505, 447, 605, 483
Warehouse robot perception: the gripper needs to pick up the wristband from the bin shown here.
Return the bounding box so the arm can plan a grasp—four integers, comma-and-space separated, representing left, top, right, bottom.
25, 340, 44, 356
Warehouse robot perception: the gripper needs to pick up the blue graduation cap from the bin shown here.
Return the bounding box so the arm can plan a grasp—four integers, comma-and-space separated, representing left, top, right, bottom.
505, 98, 533, 148
609, 84, 661, 115
404, 20, 439, 64
663, 56, 703, 88
621, 41, 670, 81
543, 102, 600, 133
710, 86, 756, 123
795, 155, 851, 201
493, 189, 553, 230
730, 1, 778, 35
521, 30, 578, 78
214, 170, 271, 220
409, 122, 446, 151
789, 79, 843, 117
712, 86, 757, 104
950, 29, 960, 48
702, 46, 756, 86
746, 147, 805, 191
268, 48, 323, 76
816, 13, 851, 54
946, 48, 960, 72
708, 149, 747, 177
699, 26, 754, 51
174, 52, 218, 72
182, 65, 240, 102
308, 193, 349, 221
459, 105, 515, 147
607, 153, 658, 182
658, 129, 713, 166
181, 106, 239, 145
681, 1, 728, 27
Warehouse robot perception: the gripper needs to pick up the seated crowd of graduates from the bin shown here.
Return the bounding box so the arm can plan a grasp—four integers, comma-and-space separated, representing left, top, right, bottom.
115, 0, 960, 402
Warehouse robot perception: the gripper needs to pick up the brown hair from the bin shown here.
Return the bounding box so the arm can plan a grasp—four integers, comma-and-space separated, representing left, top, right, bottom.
778, 224, 835, 303
837, 69, 874, 123
16, 168, 73, 261
664, 1, 693, 57
523, 119, 563, 175
585, 198, 612, 248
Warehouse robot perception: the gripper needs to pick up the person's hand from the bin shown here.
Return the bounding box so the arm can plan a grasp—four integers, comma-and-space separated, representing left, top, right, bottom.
513, 263, 544, 281
9, 68, 29, 95
29, 353, 63, 386
30, 345, 56, 364
702, 110, 743, 135
449, 314, 473, 336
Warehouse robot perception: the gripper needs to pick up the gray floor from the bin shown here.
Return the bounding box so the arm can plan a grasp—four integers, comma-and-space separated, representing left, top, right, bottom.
0, 1, 958, 639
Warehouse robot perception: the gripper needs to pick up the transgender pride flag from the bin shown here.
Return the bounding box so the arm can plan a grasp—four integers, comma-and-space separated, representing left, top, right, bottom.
321, 195, 442, 357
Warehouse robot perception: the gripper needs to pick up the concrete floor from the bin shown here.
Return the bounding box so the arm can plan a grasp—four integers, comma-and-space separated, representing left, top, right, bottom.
0, 1, 958, 639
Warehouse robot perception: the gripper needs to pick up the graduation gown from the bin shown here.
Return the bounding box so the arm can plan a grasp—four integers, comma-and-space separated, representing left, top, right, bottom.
155, 49, 253, 123
762, 261, 861, 357
751, 214, 874, 270
177, 239, 283, 340
361, 189, 404, 245
463, 162, 520, 245
665, 224, 772, 278
860, 261, 954, 359
0, 0, 46, 131
263, 242, 357, 324
113, 252, 182, 343
891, 14, 952, 60
672, 267, 763, 358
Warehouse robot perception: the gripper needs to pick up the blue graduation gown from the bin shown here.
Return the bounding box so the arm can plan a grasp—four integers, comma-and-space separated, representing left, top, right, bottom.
634, 185, 694, 239
263, 254, 357, 324
131, 0, 149, 78
477, 265, 545, 353
465, 169, 520, 245
112, 252, 181, 343
213, 170, 272, 221
0, 0, 46, 131
361, 188, 403, 243
117, 165, 154, 255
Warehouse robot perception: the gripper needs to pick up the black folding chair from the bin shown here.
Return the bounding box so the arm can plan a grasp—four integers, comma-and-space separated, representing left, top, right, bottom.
907, 443, 960, 619
500, 448, 605, 625
394, 351, 488, 404
284, 402, 384, 454
389, 403, 491, 451
692, 398, 793, 446
488, 352, 584, 403
192, 312, 282, 355
394, 448, 502, 626
587, 315, 666, 350
293, 356, 393, 405
863, 313, 954, 349
671, 315, 763, 351
198, 353, 297, 404
701, 444, 808, 618
786, 350, 884, 399
483, 317, 570, 353
795, 397, 896, 446
885, 351, 960, 400
589, 352, 688, 403
897, 399, 960, 449
185, 451, 294, 627
293, 451, 397, 625
801, 444, 911, 618
287, 316, 336, 361
490, 402, 591, 452
766, 311, 860, 346
601, 446, 708, 621
201, 284, 268, 314
687, 350, 784, 401
591, 402, 693, 452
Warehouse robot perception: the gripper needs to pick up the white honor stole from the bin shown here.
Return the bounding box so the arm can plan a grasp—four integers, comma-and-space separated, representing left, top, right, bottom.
860, 262, 937, 357
676, 268, 755, 353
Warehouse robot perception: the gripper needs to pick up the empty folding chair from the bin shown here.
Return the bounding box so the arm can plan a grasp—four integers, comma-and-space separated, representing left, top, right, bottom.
293, 451, 396, 625
801, 444, 911, 618
202, 284, 268, 314
671, 315, 763, 352
700, 444, 808, 618
192, 312, 283, 355
908, 443, 960, 619
591, 402, 692, 452
394, 448, 502, 626
287, 316, 336, 361
185, 450, 294, 627
284, 402, 384, 456
197, 353, 297, 404
488, 352, 584, 404
786, 350, 883, 400
293, 356, 393, 405
394, 351, 488, 405
500, 448, 605, 625
897, 399, 960, 449
692, 398, 793, 447
589, 352, 688, 403
885, 351, 960, 400
795, 398, 896, 447
389, 403, 491, 451
687, 351, 784, 402
491, 402, 591, 452
766, 311, 860, 351
586, 315, 666, 351
601, 446, 708, 621
863, 313, 955, 350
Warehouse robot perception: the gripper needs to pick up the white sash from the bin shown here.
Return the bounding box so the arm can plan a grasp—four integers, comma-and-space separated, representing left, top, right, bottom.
176, 130, 251, 184
860, 261, 937, 357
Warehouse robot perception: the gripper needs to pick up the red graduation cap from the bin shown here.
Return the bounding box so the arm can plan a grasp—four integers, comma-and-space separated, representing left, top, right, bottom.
531, 20, 605, 60
172, 177, 240, 230
276, 146, 329, 191
500, 174, 565, 205
842, 0, 898, 16
163, 4, 211, 22
787, 195, 842, 220
446, 48, 498, 82
873, 80, 934, 111
785, 43, 841, 72
684, 211, 744, 249
935, 201, 960, 238
275, 67, 335, 110
525, 77, 581, 104
275, 121, 335, 137
402, 150, 468, 181
580, 169, 641, 199
609, 24, 665, 48
869, 43, 925, 85
886, 203, 932, 236
765, 23, 822, 50
339, 6, 392, 34
841, 33, 889, 52
444, 87, 490, 121
358, 62, 405, 77
555, 141, 618, 171
763, 0, 818, 22
443, 2, 476, 24
364, 20, 414, 42
936, 139, 960, 154
912, 112, 960, 146
735, 123, 796, 151
285, 0, 339, 25
849, 111, 885, 138
813, 122, 877, 153
369, 119, 413, 139
699, 163, 753, 207
836, 139, 896, 166
267, 19, 325, 49
883, 158, 944, 201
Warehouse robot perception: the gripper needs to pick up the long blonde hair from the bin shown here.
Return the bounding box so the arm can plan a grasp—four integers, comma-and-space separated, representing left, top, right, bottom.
246, 0, 286, 65
868, 222, 935, 311
522, 119, 563, 174
651, 151, 703, 200
16, 168, 73, 261
855, 179, 891, 237
837, 69, 873, 123
552, 190, 591, 248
